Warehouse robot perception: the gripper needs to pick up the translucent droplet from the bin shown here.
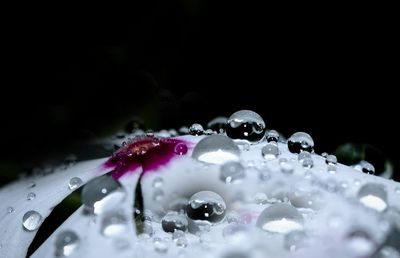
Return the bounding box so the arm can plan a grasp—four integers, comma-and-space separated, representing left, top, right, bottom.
266, 130, 280, 143
357, 183, 388, 212
262, 143, 279, 160
187, 191, 226, 223
207, 116, 228, 133
22, 210, 43, 232
354, 160, 375, 175
176, 237, 188, 248
189, 123, 204, 136
327, 164, 337, 174
253, 192, 268, 205
153, 189, 164, 202
302, 158, 314, 168
54, 230, 80, 257
152, 177, 163, 188
81, 175, 126, 215
284, 230, 308, 252
226, 110, 266, 143
101, 212, 128, 237
346, 229, 376, 257
7, 207, 14, 214
153, 238, 168, 253
161, 212, 188, 233
27, 192, 36, 201
204, 129, 214, 135
192, 135, 240, 164
256, 203, 304, 234
174, 143, 188, 155
325, 154, 337, 165
220, 161, 245, 183
280, 158, 294, 174
68, 177, 83, 191
287, 132, 314, 154
298, 151, 311, 162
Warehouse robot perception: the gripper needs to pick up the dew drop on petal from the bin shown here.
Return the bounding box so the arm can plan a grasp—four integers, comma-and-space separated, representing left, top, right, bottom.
27, 192, 36, 201
266, 130, 280, 143
7, 207, 14, 214
192, 135, 240, 164
357, 183, 388, 212
226, 110, 266, 143
101, 212, 128, 237
161, 212, 188, 233
22, 210, 43, 232
287, 132, 314, 154
174, 143, 188, 155
325, 154, 337, 165
220, 161, 245, 184
262, 143, 280, 160
354, 160, 375, 175
189, 123, 204, 136
186, 191, 226, 223
68, 177, 83, 191
54, 230, 80, 257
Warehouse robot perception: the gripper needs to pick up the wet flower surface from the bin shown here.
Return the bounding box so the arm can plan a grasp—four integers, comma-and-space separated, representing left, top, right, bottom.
0, 110, 399, 258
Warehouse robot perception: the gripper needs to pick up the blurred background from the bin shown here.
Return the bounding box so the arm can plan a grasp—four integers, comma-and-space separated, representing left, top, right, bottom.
1, 1, 398, 185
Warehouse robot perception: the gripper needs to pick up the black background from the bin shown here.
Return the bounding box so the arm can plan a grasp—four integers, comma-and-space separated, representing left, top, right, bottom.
1, 2, 398, 183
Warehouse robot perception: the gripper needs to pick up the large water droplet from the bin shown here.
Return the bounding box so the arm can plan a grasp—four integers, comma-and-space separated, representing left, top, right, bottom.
22, 210, 43, 232
186, 191, 226, 223
256, 203, 304, 234
262, 143, 280, 160
357, 183, 388, 212
287, 132, 314, 153
161, 212, 188, 233
81, 175, 126, 215
54, 230, 80, 257
68, 177, 83, 191
101, 212, 128, 237
226, 110, 266, 143
189, 123, 204, 136
220, 161, 245, 183
192, 135, 240, 164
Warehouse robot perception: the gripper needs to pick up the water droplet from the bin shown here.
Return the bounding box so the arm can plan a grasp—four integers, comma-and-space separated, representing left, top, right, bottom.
226, 110, 266, 143
256, 203, 304, 234
262, 143, 280, 160
152, 177, 163, 188
189, 123, 204, 136
357, 183, 387, 212
287, 132, 314, 154
81, 175, 126, 215
204, 129, 214, 135
179, 126, 189, 135
175, 237, 188, 248
101, 212, 128, 237
354, 160, 375, 175
266, 130, 280, 143
7, 207, 14, 214
22, 210, 43, 232
187, 191, 226, 223
321, 152, 328, 158
327, 164, 337, 174
27, 192, 36, 201
161, 212, 188, 233
153, 189, 164, 202
207, 116, 227, 133
253, 192, 268, 205
220, 161, 245, 183
192, 135, 240, 164
298, 151, 311, 162
279, 158, 294, 174
54, 230, 80, 257
302, 158, 314, 168
174, 143, 188, 155
325, 154, 337, 165
68, 177, 83, 191
284, 230, 308, 252
153, 238, 168, 253
346, 229, 376, 257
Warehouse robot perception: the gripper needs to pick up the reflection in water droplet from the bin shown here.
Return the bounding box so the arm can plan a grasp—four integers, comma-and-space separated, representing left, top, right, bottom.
325, 155, 337, 165
54, 230, 80, 257
68, 177, 83, 191
358, 183, 388, 212
22, 210, 43, 232
174, 143, 188, 155
101, 212, 128, 237
266, 130, 280, 143
354, 160, 375, 175
256, 203, 304, 234
284, 230, 308, 252
262, 143, 279, 160
287, 132, 314, 154
280, 159, 294, 174
327, 164, 337, 174
187, 191, 226, 223
226, 110, 266, 143
298, 151, 311, 163
81, 175, 126, 215
189, 123, 204, 136
220, 161, 245, 183
162, 212, 188, 233
27, 192, 36, 201
192, 135, 240, 164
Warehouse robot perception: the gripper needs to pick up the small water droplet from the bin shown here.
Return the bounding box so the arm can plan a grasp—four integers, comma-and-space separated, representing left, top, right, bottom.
354, 160, 375, 175
256, 203, 304, 234
287, 132, 314, 154
187, 191, 226, 223
321, 152, 328, 158
204, 129, 214, 135
253, 192, 268, 205
153, 238, 168, 253
327, 164, 337, 174
153, 189, 164, 202
266, 130, 280, 143
152, 177, 163, 188
192, 135, 240, 164
284, 230, 308, 252
7, 207, 14, 214
68, 177, 83, 191
81, 175, 126, 215
262, 143, 280, 160
325, 154, 337, 165
220, 161, 245, 184
54, 230, 80, 257
162, 212, 188, 233
22, 210, 43, 232
27, 192, 36, 201
226, 110, 266, 143
189, 123, 204, 136
172, 230, 186, 240
175, 237, 188, 248
279, 158, 294, 174
298, 151, 311, 162
174, 143, 188, 155
101, 212, 128, 237
357, 183, 387, 212
302, 158, 314, 168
